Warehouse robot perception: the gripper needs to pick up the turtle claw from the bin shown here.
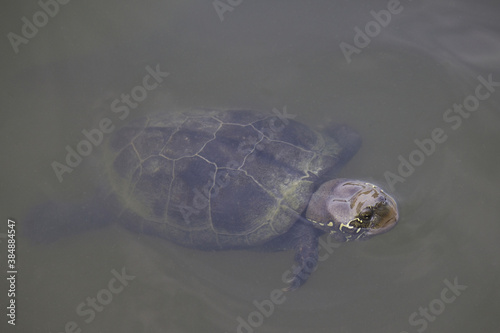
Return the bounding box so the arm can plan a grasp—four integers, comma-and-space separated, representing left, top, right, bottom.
282, 258, 317, 292
282, 276, 302, 292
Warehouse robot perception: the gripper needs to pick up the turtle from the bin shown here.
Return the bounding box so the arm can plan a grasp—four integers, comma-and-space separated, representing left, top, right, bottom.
28, 109, 399, 290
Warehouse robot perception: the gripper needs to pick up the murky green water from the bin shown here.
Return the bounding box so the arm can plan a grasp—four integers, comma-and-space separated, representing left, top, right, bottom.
1, 1, 500, 332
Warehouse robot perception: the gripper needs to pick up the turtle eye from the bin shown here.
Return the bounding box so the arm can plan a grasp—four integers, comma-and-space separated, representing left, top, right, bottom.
359, 208, 373, 221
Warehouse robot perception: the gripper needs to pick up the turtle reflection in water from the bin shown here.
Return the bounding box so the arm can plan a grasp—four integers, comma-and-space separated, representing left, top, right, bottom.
34, 109, 399, 290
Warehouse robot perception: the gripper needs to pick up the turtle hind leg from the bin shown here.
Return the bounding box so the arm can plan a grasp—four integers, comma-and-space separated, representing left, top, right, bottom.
271, 221, 322, 291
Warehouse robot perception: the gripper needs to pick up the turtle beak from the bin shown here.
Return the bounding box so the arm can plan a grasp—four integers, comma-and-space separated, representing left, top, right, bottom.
366, 214, 398, 236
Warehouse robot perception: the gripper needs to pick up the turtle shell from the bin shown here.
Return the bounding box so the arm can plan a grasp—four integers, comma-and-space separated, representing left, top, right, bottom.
105, 109, 344, 249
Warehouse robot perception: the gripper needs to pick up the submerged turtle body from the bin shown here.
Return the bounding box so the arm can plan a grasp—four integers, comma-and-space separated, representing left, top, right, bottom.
107, 109, 343, 248
102, 109, 399, 289
25, 109, 398, 289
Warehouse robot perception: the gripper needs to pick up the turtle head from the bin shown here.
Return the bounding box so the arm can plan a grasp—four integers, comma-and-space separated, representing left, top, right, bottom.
306, 179, 398, 242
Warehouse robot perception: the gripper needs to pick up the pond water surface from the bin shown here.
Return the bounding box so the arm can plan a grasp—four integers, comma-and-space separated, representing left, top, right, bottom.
1, 1, 499, 333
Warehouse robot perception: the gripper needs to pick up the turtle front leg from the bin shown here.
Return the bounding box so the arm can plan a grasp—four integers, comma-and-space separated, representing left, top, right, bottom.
282, 222, 321, 291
